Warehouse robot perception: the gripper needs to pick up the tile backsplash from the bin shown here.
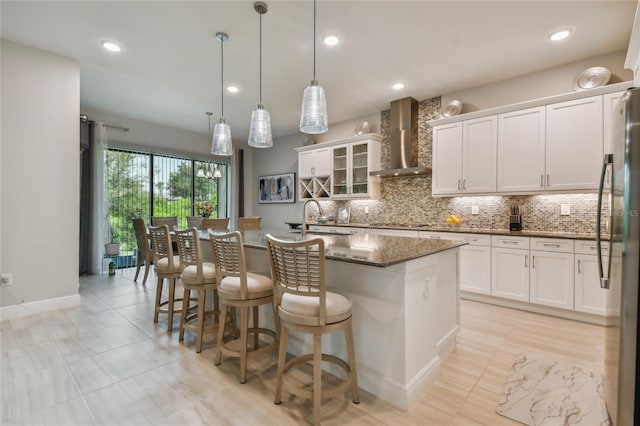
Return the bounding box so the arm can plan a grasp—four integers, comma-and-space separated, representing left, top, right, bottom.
312, 95, 604, 235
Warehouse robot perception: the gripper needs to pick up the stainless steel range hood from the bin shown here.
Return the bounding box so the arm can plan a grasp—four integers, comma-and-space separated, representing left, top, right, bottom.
369, 97, 432, 177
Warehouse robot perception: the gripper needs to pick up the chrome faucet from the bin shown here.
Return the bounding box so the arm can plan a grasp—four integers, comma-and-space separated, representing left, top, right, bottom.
302, 199, 324, 239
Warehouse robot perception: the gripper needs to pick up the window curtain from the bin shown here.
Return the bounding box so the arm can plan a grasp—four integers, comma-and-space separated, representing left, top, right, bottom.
90, 123, 109, 274
79, 120, 92, 274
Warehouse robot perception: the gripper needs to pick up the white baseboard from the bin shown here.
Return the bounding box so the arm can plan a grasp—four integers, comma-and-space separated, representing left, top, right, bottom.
0, 294, 80, 321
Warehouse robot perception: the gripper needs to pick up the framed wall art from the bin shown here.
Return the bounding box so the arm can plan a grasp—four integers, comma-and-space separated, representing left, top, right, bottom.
337, 206, 351, 224
258, 172, 296, 204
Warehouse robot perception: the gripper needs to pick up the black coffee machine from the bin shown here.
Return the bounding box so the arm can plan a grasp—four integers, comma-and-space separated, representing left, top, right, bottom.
510, 205, 522, 231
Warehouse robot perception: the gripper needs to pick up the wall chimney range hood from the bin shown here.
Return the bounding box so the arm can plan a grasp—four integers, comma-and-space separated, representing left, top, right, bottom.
369, 97, 431, 177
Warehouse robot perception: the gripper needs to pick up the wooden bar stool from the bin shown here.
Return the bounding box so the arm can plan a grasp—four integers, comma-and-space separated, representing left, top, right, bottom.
209, 230, 278, 383
201, 218, 229, 231
131, 218, 152, 285
148, 225, 183, 331
238, 217, 261, 231
175, 227, 218, 353
265, 234, 360, 426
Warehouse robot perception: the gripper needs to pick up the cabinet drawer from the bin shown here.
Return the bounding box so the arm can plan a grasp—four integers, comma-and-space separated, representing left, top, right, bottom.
492, 235, 529, 249
530, 237, 573, 253
457, 233, 492, 247
575, 240, 610, 255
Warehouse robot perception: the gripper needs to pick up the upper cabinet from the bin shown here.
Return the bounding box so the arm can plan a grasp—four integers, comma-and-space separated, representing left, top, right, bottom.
497, 107, 546, 193
545, 96, 603, 191
432, 116, 497, 195
429, 81, 631, 197
295, 133, 381, 200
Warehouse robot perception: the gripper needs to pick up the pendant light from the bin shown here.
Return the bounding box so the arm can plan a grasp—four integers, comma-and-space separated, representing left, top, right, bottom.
211, 32, 233, 156
248, 2, 273, 148
199, 112, 223, 179
299, 0, 328, 134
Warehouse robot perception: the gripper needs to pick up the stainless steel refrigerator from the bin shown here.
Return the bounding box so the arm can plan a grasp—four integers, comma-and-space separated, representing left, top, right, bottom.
598, 87, 640, 425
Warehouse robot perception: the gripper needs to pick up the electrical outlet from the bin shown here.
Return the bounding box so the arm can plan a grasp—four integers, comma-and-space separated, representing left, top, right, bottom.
471, 205, 479, 215
364, 206, 369, 214
1, 273, 13, 286
561, 204, 571, 216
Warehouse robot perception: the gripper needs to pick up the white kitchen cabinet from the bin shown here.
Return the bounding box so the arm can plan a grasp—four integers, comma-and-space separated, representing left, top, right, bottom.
529, 250, 575, 309
431, 122, 463, 195
604, 91, 626, 156
545, 96, 603, 190
492, 246, 530, 302
330, 138, 380, 199
575, 254, 610, 315
298, 147, 331, 178
297, 147, 332, 200
460, 245, 492, 295
432, 117, 496, 196
497, 106, 546, 193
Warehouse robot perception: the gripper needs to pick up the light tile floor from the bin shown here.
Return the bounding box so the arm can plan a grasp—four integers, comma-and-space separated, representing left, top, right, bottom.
1, 268, 607, 425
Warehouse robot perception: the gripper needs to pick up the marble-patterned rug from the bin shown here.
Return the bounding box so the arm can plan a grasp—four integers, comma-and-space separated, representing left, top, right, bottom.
496, 353, 610, 426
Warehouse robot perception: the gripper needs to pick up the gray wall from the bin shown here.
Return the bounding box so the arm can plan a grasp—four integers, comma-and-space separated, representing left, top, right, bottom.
1, 40, 80, 307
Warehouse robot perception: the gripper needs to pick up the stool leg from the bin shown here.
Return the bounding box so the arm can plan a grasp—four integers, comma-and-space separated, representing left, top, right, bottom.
345, 320, 360, 404
213, 291, 220, 325
134, 253, 142, 281
153, 275, 163, 323
195, 289, 206, 353
179, 288, 190, 341
274, 324, 288, 404
252, 306, 259, 350
142, 257, 150, 285
313, 333, 322, 426
167, 277, 176, 331
214, 303, 228, 366
239, 306, 249, 384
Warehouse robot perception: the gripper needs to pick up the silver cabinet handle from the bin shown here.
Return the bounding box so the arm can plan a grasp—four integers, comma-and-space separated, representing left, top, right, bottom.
525, 255, 528, 268
532, 255, 535, 268
457, 179, 461, 190
578, 259, 582, 273
543, 243, 561, 248
430, 236, 441, 239
547, 174, 550, 186
463, 179, 466, 190
503, 240, 518, 245
465, 238, 477, 242
311, 167, 315, 176
541, 174, 544, 187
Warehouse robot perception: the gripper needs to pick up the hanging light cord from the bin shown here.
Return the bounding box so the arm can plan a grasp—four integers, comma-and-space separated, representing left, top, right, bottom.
259, 11, 263, 104
313, 0, 316, 82
220, 37, 225, 117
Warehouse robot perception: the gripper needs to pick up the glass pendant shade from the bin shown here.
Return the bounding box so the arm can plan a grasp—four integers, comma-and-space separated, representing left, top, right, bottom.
213, 167, 223, 178
211, 120, 232, 156
197, 169, 206, 178
300, 80, 328, 134
248, 105, 273, 148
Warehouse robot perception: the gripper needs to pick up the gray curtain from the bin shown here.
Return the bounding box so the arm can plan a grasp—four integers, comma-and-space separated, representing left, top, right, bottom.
79, 120, 93, 274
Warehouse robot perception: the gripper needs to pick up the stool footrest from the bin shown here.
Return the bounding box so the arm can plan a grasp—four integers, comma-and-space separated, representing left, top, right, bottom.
219, 328, 277, 358
281, 353, 354, 400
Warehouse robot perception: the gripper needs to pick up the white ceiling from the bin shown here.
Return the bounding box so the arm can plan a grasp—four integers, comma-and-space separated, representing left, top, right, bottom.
1, 1, 636, 144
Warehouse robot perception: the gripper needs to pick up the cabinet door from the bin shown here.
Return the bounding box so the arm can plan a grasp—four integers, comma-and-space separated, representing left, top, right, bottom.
350, 141, 370, 197
331, 144, 350, 197
497, 107, 546, 192
298, 151, 315, 178
491, 247, 529, 301
545, 96, 603, 190
432, 123, 463, 195
313, 148, 332, 176
460, 245, 491, 295
603, 91, 626, 155
462, 116, 497, 193
575, 254, 614, 315
530, 250, 574, 309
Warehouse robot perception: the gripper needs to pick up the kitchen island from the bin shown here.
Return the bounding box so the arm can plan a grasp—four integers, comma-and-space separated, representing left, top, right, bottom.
200, 230, 465, 409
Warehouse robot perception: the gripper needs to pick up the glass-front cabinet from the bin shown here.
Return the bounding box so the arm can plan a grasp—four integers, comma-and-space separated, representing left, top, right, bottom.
295, 133, 381, 200
331, 138, 380, 199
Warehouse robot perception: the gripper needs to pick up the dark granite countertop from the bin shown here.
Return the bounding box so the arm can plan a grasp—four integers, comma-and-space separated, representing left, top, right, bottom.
201, 229, 465, 268
306, 222, 599, 241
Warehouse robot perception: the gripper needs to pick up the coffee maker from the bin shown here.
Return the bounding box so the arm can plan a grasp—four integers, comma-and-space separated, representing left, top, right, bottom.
509, 205, 522, 231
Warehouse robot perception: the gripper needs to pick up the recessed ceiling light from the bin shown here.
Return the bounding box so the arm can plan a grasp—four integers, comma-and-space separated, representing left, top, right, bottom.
227, 85, 239, 94
100, 40, 121, 52
549, 29, 571, 41
323, 35, 340, 46
392, 82, 405, 90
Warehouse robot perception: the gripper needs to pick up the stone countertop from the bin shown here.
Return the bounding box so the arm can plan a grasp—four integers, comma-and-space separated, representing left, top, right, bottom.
201, 229, 465, 268
306, 222, 599, 241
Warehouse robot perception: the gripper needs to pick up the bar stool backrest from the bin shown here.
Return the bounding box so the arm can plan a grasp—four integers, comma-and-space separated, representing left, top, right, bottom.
175, 227, 204, 281
148, 225, 176, 272
151, 216, 178, 229
201, 218, 230, 231
209, 231, 248, 299
265, 235, 327, 325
